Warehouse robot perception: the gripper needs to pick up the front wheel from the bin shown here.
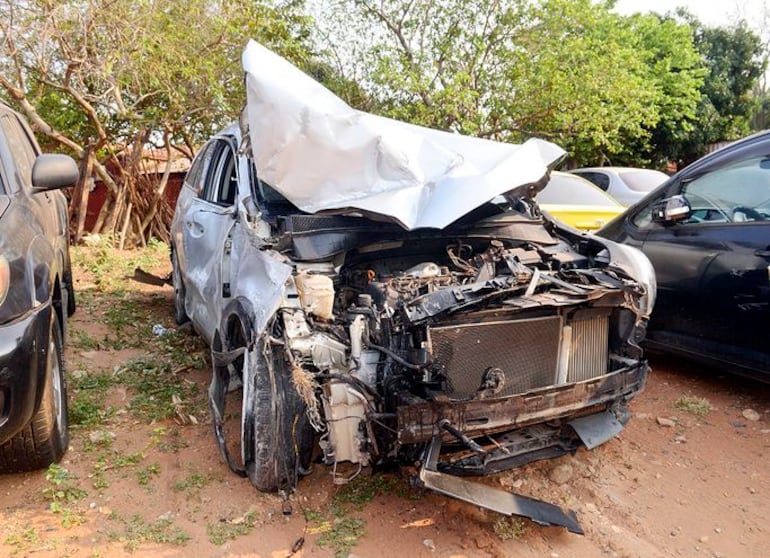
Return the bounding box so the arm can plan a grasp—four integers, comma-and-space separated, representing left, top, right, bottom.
0, 310, 69, 472
243, 337, 314, 492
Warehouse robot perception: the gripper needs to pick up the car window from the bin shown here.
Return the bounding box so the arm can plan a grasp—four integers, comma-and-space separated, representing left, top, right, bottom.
0, 114, 39, 190
537, 173, 620, 207
201, 140, 237, 206
186, 143, 211, 192
680, 155, 770, 224
574, 171, 610, 191
617, 169, 668, 192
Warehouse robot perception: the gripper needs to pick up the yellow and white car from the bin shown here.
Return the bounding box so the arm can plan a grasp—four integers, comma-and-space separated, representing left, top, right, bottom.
537, 171, 625, 231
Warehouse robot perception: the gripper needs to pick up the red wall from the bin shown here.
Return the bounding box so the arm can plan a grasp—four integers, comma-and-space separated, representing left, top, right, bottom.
83, 172, 185, 232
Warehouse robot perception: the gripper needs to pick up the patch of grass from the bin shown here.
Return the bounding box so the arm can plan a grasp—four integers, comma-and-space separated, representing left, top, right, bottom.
71, 329, 100, 351
173, 471, 210, 495
206, 511, 259, 545
108, 514, 189, 551
114, 357, 203, 422
99, 295, 154, 349
155, 329, 208, 370
333, 474, 400, 508
43, 465, 87, 527
44, 464, 87, 505
68, 371, 119, 427
674, 395, 712, 417
304, 476, 399, 558
136, 464, 161, 486
303, 509, 325, 522
492, 517, 527, 541
113, 450, 144, 469
314, 517, 365, 558
72, 238, 169, 294
4, 527, 53, 555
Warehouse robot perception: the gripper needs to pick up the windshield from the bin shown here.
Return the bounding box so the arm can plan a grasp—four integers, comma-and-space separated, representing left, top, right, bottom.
536, 173, 620, 207
618, 169, 668, 192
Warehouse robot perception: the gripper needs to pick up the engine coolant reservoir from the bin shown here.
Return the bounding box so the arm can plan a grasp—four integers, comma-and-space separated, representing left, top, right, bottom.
295, 272, 335, 320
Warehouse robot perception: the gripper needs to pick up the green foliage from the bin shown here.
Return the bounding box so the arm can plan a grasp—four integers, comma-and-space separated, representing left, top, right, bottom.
172, 471, 211, 495
674, 395, 712, 417
1, 0, 315, 147
206, 511, 259, 545
116, 357, 203, 422
333, 474, 401, 508
43, 465, 88, 527
314, 0, 707, 166
136, 464, 161, 486
108, 514, 190, 551
44, 464, 87, 505
315, 517, 365, 558
680, 18, 766, 162
492, 516, 527, 540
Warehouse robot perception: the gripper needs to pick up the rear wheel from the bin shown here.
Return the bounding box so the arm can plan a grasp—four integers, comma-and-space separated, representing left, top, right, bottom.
171, 249, 189, 325
0, 311, 69, 472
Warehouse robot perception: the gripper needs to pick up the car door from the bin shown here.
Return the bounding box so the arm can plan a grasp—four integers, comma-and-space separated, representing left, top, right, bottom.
180, 137, 240, 341
635, 140, 770, 371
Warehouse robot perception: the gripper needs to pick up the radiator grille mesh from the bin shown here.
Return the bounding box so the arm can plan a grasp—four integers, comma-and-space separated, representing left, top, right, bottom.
429, 317, 562, 399
567, 316, 609, 383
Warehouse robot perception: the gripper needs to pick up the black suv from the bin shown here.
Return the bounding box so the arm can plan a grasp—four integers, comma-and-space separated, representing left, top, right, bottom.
598, 131, 770, 381
0, 101, 79, 471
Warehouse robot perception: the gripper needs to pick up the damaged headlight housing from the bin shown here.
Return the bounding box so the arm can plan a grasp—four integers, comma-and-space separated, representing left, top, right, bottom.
605, 242, 657, 318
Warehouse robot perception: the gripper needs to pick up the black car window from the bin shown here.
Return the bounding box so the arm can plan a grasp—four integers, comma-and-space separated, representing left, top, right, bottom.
680, 155, 770, 224
186, 143, 209, 191
188, 142, 215, 197
575, 171, 610, 191
0, 114, 38, 190
202, 141, 237, 206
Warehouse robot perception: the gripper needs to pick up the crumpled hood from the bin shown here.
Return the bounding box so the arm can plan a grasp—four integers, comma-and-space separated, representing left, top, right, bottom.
241, 40, 566, 231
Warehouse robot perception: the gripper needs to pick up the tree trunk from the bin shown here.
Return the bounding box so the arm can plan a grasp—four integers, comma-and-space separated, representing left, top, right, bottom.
71, 148, 94, 243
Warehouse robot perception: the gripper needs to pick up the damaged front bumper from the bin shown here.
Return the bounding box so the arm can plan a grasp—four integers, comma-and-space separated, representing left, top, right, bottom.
398, 359, 646, 445
406, 361, 647, 533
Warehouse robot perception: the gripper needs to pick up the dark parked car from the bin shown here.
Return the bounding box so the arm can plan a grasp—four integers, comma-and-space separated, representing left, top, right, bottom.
598, 131, 770, 381
0, 101, 79, 472
169, 41, 657, 533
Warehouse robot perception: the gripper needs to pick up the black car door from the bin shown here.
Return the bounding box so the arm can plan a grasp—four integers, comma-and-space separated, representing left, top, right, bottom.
638, 143, 770, 372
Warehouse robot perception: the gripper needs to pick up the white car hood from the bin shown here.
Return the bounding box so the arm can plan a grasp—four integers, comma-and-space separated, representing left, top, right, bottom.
242, 40, 566, 230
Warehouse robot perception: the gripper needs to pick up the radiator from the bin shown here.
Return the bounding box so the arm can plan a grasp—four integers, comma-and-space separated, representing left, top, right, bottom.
566, 314, 609, 383
428, 316, 562, 399
428, 314, 609, 400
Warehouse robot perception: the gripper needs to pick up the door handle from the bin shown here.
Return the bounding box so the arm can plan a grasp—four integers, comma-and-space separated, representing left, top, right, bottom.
185, 220, 204, 237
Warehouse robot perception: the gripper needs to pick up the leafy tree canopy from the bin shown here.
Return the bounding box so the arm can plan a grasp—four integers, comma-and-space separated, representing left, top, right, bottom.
313, 0, 705, 166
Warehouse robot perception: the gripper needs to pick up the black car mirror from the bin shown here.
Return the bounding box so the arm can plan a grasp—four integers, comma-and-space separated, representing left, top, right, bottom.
31, 154, 79, 192
651, 195, 691, 224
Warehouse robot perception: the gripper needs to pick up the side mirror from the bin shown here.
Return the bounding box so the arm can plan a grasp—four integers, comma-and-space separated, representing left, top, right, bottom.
31, 154, 79, 192
651, 195, 691, 224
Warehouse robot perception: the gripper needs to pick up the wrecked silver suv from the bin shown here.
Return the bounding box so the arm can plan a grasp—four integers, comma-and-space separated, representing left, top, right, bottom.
169, 42, 655, 533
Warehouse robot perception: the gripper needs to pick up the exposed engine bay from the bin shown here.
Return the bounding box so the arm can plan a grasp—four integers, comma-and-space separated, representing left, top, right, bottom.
243, 210, 651, 532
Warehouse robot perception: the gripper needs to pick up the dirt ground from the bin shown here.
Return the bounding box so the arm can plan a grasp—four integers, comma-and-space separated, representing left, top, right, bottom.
0, 245, 768, 558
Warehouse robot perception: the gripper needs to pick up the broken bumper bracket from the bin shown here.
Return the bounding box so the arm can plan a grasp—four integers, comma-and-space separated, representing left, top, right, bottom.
417, 436, 584, 534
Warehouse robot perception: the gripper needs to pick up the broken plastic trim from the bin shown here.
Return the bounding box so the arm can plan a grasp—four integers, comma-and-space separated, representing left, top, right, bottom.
417, 436, 584, 534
